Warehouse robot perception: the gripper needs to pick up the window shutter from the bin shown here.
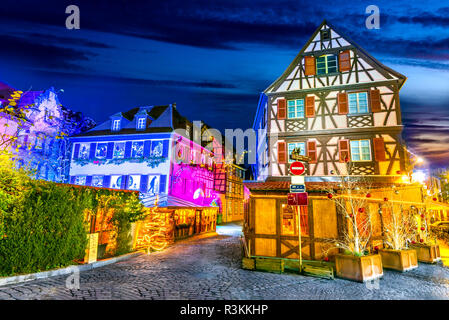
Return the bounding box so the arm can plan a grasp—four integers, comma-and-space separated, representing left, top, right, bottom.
120, 175, 128, 189
103, 175, 111, 188
106, 142, 114, 159
144, 140, 152, 157
277, 99, 286, 120
159, 175, 167, 194
278, 141, 287, 164
70, 176, 76, 184
305, 96, 315, 118
89, 143, 97, 159
162, 140, 170, 157
86, 176, 92, 186
337, 93, 348, 114
339, 50, 351, 72
373, 138, 386, 161
307, 140, 317, 163
304, 56, 316, 76
124, 141, 132, 158
338, 139, 350, 162
73, 144, 80, 159
140, 175, 149, 193
370, 89, 381, 112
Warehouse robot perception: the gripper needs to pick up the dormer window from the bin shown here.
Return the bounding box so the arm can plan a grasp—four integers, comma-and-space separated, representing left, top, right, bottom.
137, 117, 146, 130
112, 119, 121, 131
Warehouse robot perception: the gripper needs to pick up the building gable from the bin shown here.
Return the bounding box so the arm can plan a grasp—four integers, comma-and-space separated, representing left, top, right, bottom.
265, 20, 406, 94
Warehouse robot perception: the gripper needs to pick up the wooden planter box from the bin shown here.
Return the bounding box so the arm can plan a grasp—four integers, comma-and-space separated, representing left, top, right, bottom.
242, 257, 255, 270
255, 258, 284, 274
410, 243, 441, 263
378, 249, 418, 272
335, 254, 383, 282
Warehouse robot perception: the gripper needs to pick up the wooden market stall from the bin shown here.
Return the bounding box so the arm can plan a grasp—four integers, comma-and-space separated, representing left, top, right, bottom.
243, 179, 446, 263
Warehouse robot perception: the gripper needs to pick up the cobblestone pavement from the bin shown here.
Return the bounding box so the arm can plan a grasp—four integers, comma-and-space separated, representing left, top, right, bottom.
1, 223, 449, 300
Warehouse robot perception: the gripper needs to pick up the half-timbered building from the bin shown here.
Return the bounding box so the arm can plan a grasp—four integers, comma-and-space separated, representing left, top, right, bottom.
252, 20, 408, 181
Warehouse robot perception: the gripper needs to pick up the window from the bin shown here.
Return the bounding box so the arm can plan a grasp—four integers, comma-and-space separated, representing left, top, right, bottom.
112, 119, 121, 131
137, 117, 146, 130
95, 143, 108, 159
151, 140, 164, 157
91, 175, 103, 187
127, 175, 141, 190
131, 141, 144, 158
288, 142, 305, 163
147, 175, 160, 194
75, 176, 87, 185
287, 99, 304, 119
113, 142, 125, 159
316, 54, 338, 75
78, 143, 90, 160
282, 205, 296, 235
350, 139, 371, 161
348, 92, 369, 114
110, 175, 123, 189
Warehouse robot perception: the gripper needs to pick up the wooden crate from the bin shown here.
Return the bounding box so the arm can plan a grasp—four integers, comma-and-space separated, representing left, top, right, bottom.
242, 257, 255, 270
255, 258, 284, 274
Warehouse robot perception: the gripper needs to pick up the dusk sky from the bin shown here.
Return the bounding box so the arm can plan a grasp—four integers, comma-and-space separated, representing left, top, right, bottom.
1, 0, 449, 167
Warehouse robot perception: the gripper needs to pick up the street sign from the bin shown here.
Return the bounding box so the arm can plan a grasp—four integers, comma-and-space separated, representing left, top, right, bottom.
287, 192, 308, 206
291, 175, 305, 184
290, 184, 306, 193
290, 161, 305, 175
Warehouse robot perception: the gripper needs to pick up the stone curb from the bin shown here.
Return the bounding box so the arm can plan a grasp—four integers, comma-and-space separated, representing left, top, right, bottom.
0, 251, 143, 287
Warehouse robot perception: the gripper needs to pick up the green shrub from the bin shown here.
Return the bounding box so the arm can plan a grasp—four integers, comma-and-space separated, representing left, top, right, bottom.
0, 180, 89, 276
0, 153, 144, 276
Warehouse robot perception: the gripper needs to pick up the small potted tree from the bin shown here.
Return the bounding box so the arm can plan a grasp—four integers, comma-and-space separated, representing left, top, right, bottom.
378, 198, 419, 271
324, 171, 383, 283
410, 208, 441, 263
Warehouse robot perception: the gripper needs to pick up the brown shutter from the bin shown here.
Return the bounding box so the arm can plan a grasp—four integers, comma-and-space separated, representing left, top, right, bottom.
338, 139, 350, 163
339, 50, 351, 72
304, 56, 316, 76
370, 89, 381, 112
277, 99, 286, 119
337, 92, 348, 114
373, 138, 386, 161
278, 141, 287, 164
305, 96, 315, 118
307, 140, 317, 163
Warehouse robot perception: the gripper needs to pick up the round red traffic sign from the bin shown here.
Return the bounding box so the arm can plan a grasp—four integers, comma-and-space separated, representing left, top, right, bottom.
290, 161, 305, 175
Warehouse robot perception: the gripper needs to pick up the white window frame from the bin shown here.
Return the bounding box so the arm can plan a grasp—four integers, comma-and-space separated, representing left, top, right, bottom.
131, 140, 145, 158
137, 117, 146, 130
287, 99, 305, 119
287, 142, 306, 163
91, 175, 104, 188
348, 92, 369, 114
112, 119, 121, 131
113, 141, 126, 159
350, 139, 372, 162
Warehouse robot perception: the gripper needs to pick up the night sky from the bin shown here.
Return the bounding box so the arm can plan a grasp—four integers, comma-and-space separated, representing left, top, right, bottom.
1, 0, 449, 168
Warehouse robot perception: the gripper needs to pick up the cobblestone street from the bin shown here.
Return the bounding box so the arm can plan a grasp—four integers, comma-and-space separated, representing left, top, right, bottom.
1, 223, 449, 300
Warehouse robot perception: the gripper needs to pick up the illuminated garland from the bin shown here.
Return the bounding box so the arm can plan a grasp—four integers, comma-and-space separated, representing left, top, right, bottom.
73, 155, 167, 168
134, 196, 171, 252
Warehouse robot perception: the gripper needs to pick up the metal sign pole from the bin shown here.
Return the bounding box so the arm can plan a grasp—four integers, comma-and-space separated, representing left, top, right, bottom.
296, 205, 303, 273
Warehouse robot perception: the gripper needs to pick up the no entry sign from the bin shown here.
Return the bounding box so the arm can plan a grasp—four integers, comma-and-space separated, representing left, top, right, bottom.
290, 161, 305, 175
